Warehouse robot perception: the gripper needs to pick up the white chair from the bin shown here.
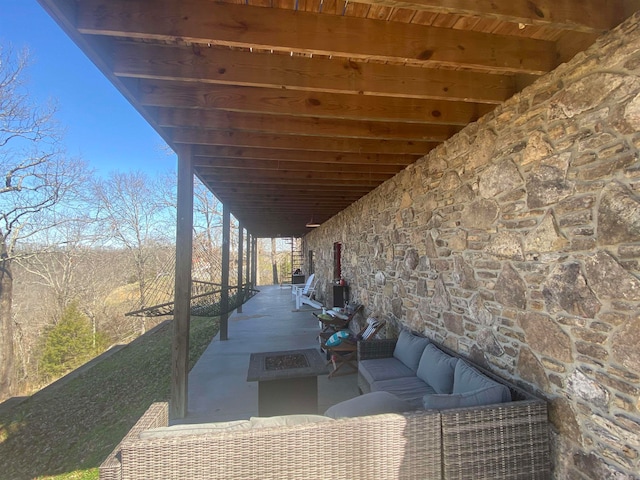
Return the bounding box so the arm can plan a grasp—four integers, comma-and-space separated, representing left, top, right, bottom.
291, 273, 315, 300
293, 274, 322, 310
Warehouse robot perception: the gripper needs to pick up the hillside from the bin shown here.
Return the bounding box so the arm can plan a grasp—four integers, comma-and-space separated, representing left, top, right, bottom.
0, 316, 219, 480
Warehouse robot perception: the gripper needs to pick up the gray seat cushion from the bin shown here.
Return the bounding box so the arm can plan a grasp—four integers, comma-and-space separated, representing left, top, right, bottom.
423, 385, 509, 410
393, 330, 430, 372
140, 420, 252, 439
140, 415, 333, 439
453, 360, 511, 402
371, 376, 436, 409
324, 391, 412, 418
359, 358, 415, 386
416, 344, 458, 394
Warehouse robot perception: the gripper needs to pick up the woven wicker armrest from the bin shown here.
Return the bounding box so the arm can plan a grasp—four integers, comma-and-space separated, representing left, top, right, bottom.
99, 402, 169, 480
440, 399, 550, 479
358, 338, 397, 360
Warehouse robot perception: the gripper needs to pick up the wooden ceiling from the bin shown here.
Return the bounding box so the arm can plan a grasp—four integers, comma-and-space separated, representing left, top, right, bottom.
38, 0, 639, 237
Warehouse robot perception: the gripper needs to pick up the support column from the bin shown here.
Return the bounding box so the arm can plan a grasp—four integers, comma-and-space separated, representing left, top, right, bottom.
252, 237, 258, 288
220, 204, 231, 341
237, 223, 244, 313
171, 147, 193, 420
246, 232, 252, 291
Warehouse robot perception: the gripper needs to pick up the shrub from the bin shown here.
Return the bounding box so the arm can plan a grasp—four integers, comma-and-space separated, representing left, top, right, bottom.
39, 302, 108, 382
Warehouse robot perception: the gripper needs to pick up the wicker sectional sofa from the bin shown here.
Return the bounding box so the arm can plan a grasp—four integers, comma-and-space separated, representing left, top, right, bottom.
100, 402, 444, 480
100, 332, 550, 480
357, 332, 551, 480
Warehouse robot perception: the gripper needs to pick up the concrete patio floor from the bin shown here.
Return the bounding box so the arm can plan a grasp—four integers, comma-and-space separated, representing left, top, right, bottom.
181, 284, 360, 424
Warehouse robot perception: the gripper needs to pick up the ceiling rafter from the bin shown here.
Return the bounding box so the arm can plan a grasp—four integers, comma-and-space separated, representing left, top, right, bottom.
172, 128, 437, 154
113, 42, 519, 104
191, 147, 420, 165
153, 108, 463, 142
136, 80, 495, 125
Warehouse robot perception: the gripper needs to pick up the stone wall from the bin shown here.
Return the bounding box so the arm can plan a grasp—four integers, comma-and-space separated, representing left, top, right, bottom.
305, 12, 640, 480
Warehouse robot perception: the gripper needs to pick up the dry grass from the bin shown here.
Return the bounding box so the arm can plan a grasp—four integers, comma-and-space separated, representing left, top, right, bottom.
0, 317, 219, 480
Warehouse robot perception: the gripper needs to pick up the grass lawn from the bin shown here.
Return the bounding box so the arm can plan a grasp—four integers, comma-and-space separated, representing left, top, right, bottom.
0, 317, 219, 480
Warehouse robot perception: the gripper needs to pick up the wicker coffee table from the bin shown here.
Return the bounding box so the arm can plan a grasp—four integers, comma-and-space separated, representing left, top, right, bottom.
247, 348, 329, 416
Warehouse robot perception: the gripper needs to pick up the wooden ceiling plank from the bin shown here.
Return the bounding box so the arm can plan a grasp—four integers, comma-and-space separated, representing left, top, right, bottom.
199, 169, 386, 183
174, 128, 436, 154
347, 0, 631, 33
138, 80, 495, 125
212, 194, 362, 203
113, 42, 515, 104
192, 146, 420, 165
208, 190, 369, 199
232, 207, 355, 214
194, 157, 406, 174
220, 188, 360, 197
197, 167, 394, 182
77, 0, 557, 74
153, 107, 462, 142
203, 190, 370, 199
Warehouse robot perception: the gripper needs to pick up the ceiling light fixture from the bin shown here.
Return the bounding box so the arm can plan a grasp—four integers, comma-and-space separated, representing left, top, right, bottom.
306, 217, 321, 228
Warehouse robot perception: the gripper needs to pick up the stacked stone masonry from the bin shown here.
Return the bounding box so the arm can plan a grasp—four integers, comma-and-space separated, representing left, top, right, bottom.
307, 12, 640, 480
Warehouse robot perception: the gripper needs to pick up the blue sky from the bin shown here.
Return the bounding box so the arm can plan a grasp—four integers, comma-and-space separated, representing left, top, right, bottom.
1, 0, 177, 177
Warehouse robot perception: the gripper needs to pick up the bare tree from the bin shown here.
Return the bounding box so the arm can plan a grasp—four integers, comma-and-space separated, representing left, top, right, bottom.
0, 46, 87, 398
92, 171, 169, 334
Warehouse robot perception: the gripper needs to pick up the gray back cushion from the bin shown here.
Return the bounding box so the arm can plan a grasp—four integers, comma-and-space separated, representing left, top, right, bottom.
452, 360, 511, 402
416, 344, 458, 394
393, 330, 430, 372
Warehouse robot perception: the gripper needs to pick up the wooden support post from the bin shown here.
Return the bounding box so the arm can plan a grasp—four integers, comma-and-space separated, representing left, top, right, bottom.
237, 223, 244, 313
220, 204, 231, 341
171, 147, 193, 420
246, 232, 252, 291
252, 237, 258, 288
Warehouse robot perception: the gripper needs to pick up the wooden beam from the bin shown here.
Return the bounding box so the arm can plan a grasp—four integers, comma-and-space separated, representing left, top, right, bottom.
220, 204, 230, 341
77, 0, 557, 74
194, 157, 406, 175
174, 128, 437, 154
229, 198, 355, 207
236, 223, 243, 314
233, 212, 336, 221
234, 219, 335, 235
205, 185, 371, 195
211, 195, 368, 206
192, 146, 421, 165
171, 146, 193, 420
245, 231, 251, 293
198, 168, 394, 183
153, 107, 463, 142
205, 185, 371, 197
114, 42, 515, 103
346, 0, 632, 33
227, 195, 362, 204
251, 237, 257, 290
225, 202, 358, 210
138, 80, 494, 125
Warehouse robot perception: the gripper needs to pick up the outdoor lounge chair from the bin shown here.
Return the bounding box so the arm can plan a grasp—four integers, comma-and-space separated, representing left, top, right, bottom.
315, 303, 363, 333
323, 318, 385, 378
291, 273, 315, 300
293, 273, 322, 310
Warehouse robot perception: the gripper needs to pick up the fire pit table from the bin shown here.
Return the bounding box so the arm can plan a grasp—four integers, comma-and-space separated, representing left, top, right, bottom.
247, 348, 329, 416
